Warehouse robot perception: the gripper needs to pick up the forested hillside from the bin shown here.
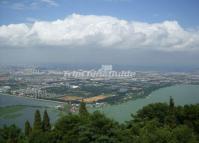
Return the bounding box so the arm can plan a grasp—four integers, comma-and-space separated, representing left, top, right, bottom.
1, 97, 199, 143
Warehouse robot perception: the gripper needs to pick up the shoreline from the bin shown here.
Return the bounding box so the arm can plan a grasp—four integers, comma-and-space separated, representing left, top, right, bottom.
0, 93, 65, 104
1, 84, 195, 107
1, 84, 199, 125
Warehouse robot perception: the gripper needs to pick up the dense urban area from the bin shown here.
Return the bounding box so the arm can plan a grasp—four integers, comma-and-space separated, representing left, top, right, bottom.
1, 65, 199, 111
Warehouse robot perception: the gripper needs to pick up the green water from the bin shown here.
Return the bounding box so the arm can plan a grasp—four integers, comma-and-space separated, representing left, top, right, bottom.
1, 84, 199, 127
0, 95, 62, 128
95, 84, 199, 122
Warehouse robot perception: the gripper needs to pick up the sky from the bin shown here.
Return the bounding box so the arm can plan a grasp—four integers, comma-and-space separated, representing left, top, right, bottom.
0, 0, 199, 70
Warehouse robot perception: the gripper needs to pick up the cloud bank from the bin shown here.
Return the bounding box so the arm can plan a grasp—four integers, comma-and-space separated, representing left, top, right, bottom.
0, 14, 199, 51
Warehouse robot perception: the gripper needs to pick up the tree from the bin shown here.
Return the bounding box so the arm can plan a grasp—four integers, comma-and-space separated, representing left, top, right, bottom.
55, 114, 86, 142
1, 100, 199, 143
79, 101, 88, 116
172, 125, 198, 143
0, 125, 24, 143
42, 110, 51, 132
25, 120, 31, 136
133, 103, 169, 123
33, 110, 42, 131
169, 96, 175, 110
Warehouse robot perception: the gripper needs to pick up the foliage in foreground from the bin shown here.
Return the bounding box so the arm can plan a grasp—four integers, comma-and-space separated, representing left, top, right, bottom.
0, 97, 199, 143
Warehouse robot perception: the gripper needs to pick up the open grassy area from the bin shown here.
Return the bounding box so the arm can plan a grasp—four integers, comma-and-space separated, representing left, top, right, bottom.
0, 105, 26, 119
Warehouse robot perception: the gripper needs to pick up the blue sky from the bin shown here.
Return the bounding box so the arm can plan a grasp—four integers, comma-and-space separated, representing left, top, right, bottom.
0, 0, 199, 27
0, 0, 199, 69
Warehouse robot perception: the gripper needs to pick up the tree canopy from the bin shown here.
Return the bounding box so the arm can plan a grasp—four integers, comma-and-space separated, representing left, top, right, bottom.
0, 99, 199, 143
42, 110, 51, 132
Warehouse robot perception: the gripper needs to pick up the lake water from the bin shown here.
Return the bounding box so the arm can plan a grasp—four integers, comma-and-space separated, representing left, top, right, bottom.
0, 95, 61, 107
1, 84, 199, 128
94, 84, 199, 122
0, 95, 62, 128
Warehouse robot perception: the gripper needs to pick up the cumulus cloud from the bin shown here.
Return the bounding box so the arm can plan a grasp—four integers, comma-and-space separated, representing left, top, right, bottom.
0, 14, 199, 51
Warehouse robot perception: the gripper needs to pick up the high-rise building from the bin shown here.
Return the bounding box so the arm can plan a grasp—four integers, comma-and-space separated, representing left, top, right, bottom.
100, 65, 113, 71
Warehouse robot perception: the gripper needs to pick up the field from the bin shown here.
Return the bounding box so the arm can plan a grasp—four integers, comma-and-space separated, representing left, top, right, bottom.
59, 95, 82, 101
83, 95, 110, 103
0, 105, 26, 119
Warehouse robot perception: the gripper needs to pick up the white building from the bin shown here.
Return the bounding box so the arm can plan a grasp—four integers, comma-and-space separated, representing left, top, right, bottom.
100, 65, 113, 71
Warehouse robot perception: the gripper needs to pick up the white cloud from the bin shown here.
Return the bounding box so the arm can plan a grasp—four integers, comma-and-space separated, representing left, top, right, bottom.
0, 14, 199, 51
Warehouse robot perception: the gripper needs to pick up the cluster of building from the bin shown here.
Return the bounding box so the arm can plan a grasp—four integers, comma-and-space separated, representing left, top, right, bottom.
10, 65, 136, 79
1, 65, 199, 107
64, 65, 136, 79
11, 87, 48, 98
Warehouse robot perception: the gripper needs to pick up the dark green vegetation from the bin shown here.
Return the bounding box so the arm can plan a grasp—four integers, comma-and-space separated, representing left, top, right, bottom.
1, 98, 199, 143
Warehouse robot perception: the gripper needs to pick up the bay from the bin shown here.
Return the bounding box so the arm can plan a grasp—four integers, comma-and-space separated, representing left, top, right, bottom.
95, 84, 199, 122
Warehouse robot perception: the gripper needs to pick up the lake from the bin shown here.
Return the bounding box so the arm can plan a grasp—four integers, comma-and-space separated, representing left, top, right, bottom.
97, 84, 199, 122
1, 84, 199, 128
0, 95, 63, 128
